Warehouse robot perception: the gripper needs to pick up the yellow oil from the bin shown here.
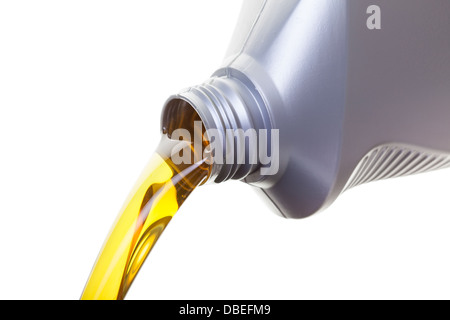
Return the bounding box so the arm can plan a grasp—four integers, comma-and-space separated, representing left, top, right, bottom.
81, 106, 210, 300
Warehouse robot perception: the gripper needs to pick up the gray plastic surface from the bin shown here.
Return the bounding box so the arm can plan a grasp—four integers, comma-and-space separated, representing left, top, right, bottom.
162, 0, 450, 219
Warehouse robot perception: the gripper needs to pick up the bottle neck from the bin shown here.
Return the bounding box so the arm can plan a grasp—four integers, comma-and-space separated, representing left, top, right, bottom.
161, 70, 273, 184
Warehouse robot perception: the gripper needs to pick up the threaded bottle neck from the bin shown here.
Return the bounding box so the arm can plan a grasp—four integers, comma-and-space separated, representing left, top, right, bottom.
162, 70, 272, 183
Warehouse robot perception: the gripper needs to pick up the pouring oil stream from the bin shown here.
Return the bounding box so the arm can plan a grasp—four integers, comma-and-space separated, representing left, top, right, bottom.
81, 107, 210, 300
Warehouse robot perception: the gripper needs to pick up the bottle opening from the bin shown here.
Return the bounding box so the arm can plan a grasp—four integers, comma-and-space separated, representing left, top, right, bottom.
162, 80, 279, 183
161, 98, 213, 185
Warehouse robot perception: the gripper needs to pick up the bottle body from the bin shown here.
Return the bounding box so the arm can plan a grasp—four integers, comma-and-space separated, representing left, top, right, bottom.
162, 0, 450, 218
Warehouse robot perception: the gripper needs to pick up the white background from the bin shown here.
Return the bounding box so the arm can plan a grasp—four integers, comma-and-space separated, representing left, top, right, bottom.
1, 0, 450, 300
